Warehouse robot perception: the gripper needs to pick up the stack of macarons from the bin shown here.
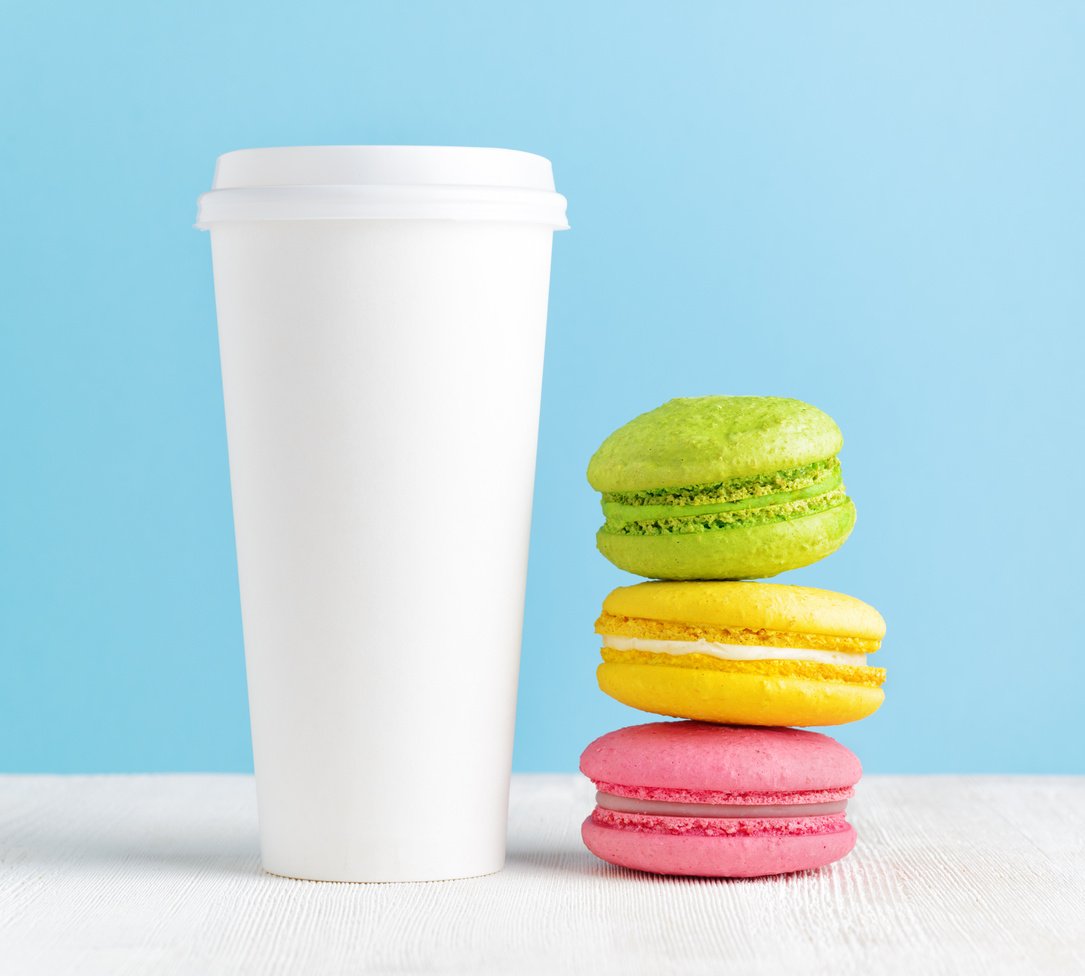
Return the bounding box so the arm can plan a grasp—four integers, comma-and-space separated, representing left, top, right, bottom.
579, 396, 886, 878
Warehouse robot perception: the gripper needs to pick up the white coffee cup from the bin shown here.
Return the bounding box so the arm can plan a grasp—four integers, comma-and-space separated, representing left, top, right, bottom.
197, 146, 567, 881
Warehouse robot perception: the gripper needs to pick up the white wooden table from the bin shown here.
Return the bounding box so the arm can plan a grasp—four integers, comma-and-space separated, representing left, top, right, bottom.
1, 775, 1082, 975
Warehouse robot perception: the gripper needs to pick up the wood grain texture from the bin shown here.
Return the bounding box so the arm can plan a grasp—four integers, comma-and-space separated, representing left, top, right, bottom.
1, 775, 1082, 975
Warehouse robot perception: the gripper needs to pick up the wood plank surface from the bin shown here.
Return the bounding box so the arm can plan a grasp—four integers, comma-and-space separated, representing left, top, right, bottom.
1, 775, 1082, 975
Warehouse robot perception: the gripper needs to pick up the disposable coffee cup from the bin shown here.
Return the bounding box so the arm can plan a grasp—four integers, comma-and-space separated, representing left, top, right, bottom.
196, 146, 567, 882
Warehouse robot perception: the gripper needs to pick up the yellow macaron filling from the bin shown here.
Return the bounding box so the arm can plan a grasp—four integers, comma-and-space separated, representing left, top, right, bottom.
599, 647, 885, 689
595, 612, 880, 655
595, 611, 884, 689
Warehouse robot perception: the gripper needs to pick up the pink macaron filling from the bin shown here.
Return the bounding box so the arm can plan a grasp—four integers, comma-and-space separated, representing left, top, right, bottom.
595, 791, 848, 818
589, 779, 853, 838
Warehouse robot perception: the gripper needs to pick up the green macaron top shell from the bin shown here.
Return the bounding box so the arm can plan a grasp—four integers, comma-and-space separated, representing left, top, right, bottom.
587, 396, 845, 493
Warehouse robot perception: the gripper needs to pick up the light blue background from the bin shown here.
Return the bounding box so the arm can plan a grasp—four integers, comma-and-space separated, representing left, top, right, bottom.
3, 2, 1082, 774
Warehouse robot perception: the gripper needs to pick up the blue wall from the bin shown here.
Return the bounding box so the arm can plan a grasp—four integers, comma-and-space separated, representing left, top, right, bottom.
3, 2, 1082, 773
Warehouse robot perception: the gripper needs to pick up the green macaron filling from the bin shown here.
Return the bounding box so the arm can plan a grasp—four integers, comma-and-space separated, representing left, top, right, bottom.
602, 458, 839, 508
600, 458, 850, 536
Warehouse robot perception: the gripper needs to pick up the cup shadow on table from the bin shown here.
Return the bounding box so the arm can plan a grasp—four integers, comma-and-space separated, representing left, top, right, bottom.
10, 821, 264, 880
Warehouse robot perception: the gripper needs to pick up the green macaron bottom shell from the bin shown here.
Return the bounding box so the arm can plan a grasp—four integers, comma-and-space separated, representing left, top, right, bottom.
596, 498, 856, 580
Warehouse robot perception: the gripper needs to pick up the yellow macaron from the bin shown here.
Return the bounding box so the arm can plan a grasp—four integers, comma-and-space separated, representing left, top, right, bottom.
595, 581, 886, 727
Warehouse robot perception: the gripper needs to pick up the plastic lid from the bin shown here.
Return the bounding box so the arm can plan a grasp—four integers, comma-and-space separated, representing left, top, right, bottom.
196, 146, 568, 229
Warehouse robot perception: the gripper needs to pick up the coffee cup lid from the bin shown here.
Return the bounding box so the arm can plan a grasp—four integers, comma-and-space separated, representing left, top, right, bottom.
196, 146, 569, 229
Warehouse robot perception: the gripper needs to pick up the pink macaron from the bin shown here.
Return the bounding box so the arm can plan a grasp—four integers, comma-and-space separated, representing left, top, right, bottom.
580, 721, 861, 878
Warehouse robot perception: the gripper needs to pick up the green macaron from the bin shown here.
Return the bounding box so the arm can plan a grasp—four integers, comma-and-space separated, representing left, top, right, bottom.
587, 396, 856, 580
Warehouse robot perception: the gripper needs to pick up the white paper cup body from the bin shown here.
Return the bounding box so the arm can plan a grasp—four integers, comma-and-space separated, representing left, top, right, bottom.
200, 148, 565, 881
